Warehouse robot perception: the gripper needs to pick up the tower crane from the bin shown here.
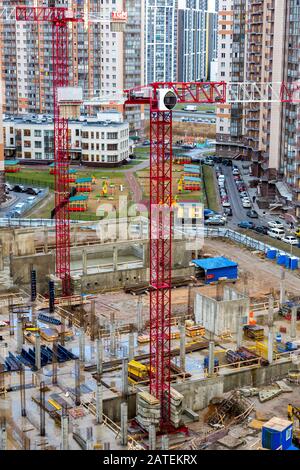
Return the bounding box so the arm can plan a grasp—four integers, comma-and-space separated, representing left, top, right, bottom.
14, 6, 126, 296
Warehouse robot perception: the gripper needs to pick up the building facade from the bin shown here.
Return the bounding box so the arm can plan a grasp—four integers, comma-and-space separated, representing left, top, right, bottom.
3, 112, 130, 167
177, 0, 208, 82
144, 0, 178, 83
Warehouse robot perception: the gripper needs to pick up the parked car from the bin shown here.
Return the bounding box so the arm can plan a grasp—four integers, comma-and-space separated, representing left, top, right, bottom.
5, 183, 13, 191
294, 228, 300, 238
238, 221, 255, 230
26, 187, 40, 195
268, 220, 284, 229
246, 210, 259, 219
242, 200, 251, 209
13, 184, 25, 193
282, 235, 299, 245
239, 191, 248, 199
223, 207, 233, 217
232, 168, 240, 176
143, 140, 150, 146
204, 158, 214, 166
205, 216, 226, 226
255, 226, 268, 235
267, 227, 285, 240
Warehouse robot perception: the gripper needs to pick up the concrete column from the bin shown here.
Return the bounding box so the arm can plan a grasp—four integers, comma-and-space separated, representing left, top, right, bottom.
148, 424, 156, 450
268, 327, 274, 365
136, 297, 143, 333
161, 435, 169, 450
128, 332, 135, 361
16, 319, 23, 354
268, 295, 274, 327
79, 327, 85, 362
44, 229, 48, 254
82, 249, 87, 276
279, 269, 286, 305
113, 246, 118, 272
96, 338, 103, 375
208, 341, 215, 376
96, 382, 103, 425
122, 358, 128, 398
290, 306, 297, 340
179, 322, 186, 372
120, 402, 128, 446
0, 245, 4, 272
61, 415, 69, 450
110, 313, 116, 356
35, 333, 41, 370
104, 442, 110, 450
86, 427, 93, 450
0, 422, 7, 451
236, 309, 243, 350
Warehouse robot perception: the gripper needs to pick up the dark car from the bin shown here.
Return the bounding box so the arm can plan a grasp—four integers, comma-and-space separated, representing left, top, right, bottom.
25, 187, 40, 195
13, 184, 25, 193
224, 207, 233, 216
255, 226, 268, 235
247, 210, 259, 219
238, 221, 255, 230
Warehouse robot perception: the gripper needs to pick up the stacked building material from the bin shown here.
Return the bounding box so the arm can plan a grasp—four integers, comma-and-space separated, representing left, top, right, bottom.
71, 275, 82, 295
50, 275, 63, 298
136, 391, 161, 431
169, 387, 183, 428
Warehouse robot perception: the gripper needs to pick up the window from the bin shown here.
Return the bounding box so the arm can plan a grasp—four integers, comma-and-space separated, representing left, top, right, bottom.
107, 132, 118, 140
35, 152, 42, 160
24, 129, 31, 137
24, 152, 31, 159
34, 130, 41, 137
34, 141, 42, 148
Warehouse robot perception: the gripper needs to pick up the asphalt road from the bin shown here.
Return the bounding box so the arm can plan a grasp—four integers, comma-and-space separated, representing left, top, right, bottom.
221, 164, 261, 229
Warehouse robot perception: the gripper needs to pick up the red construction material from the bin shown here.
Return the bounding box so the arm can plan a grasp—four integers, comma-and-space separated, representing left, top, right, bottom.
16, 6, 81, 296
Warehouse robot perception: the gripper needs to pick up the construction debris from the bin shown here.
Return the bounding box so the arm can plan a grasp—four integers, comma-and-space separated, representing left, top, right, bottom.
259, 387, 282, 403
208, 391, 254, 428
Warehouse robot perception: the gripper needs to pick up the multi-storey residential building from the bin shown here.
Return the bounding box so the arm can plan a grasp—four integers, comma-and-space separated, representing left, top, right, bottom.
216, 0, 233, 141
0, 0, 144, 132
177, 0, 208, 82
3, 111, 130, 167
282, 0, 300, 217
207, 0, 219, 80
145, 0, 178, 83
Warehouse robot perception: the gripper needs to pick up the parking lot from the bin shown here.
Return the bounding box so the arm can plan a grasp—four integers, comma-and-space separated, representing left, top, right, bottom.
204, 159, 300, 248
2, 184, 47, 218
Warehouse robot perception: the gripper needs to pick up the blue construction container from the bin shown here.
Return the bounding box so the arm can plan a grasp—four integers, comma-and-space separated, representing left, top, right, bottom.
266, 248, 277, 260
290, 257, 299, 271
192, 257, 238, 284
277, 253, 287, 266
262, 418, 293, 450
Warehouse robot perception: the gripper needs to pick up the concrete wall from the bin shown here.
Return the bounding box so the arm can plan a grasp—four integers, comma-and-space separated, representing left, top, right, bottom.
194, 289, 249, 335
11, 252, 54, 292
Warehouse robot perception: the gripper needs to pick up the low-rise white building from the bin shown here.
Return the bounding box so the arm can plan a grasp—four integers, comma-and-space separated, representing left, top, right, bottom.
3, 111, 130, 167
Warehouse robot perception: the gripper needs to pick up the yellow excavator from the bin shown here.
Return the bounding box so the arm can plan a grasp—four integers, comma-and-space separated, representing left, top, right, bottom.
287, 404, 300, 448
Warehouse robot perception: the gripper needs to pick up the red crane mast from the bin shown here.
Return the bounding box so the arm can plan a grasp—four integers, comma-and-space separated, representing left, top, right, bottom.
125, 82, 226, 425
16, 6, 82, 296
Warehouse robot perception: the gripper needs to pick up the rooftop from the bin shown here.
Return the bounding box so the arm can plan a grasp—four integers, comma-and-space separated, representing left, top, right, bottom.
192, 257, 238, 271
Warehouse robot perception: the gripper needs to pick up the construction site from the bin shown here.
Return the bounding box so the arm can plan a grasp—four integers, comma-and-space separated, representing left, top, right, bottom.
1, 215, 300, 451
0, 0, 300, 457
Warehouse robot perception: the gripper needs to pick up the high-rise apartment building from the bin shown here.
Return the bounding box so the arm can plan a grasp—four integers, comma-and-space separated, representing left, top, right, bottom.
0, 0, 144, 132
177, 0, 208, 82
144, 0, 178, 83
216, 0, 233, 141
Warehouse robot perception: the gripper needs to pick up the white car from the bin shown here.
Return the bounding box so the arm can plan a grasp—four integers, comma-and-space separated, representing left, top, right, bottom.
242, 200, 251, 209
282, 235, 298, 245
268, 220, 284, 229
222, 201, 231, 208
232, 168, 240, 176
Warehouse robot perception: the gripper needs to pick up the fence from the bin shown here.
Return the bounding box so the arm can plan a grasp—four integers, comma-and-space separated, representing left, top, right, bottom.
6, 174, 55, 190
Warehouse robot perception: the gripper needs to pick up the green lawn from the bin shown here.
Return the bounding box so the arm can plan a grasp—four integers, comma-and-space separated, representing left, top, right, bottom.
202, 164, 219, 212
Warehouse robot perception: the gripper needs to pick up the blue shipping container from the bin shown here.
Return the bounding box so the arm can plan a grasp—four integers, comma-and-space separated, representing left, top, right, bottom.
262, 424, 293, 450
